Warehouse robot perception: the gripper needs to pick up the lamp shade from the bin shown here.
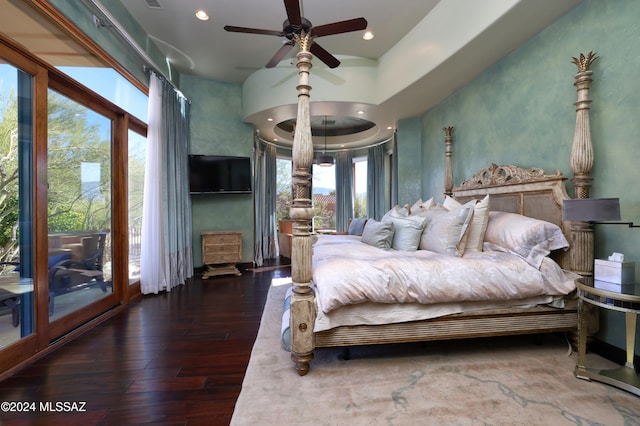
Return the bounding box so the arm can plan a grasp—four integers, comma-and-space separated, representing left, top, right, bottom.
562, 198, 621, 222
317, 155, 334, 167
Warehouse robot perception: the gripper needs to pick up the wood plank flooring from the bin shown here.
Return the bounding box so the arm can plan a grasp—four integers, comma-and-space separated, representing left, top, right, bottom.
0, 261, 288, 425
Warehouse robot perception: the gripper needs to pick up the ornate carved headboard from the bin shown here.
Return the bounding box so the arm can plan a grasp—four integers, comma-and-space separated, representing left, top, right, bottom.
452, 163, 572, 270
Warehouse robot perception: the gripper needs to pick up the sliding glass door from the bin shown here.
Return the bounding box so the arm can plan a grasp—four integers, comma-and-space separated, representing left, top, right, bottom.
46, 88, 115, 336
0, 2, 149, 373
0, 61, 34, 350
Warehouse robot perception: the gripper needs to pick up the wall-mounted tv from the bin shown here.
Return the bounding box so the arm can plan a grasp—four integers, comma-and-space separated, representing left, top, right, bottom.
188, 155, 252, 194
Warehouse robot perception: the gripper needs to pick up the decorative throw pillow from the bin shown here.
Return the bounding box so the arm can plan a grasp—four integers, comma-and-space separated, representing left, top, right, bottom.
382, 211, 427, 251
348, 217, 368, 235
483, 211, 569, 268
443, 194, 490, 253
419, 200, 475, 256
382, 205, 409, 221
410, 197, 435, 217
361, 219, 395, 249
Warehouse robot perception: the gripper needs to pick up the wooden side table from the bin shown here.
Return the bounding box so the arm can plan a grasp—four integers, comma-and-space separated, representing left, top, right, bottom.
201, 231, 242, 279
575, 277, 640, 396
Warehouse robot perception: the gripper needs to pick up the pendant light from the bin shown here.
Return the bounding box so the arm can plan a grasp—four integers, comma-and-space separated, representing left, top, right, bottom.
317, 115, 334, 167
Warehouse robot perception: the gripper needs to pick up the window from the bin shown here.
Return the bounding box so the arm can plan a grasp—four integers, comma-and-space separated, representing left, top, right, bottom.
57, 67, 148, 286
128, 129, 146, 283
276, 156, 366, 230
56, 67, 149, 123
354, 158, 367, 218
312, 164, 336, 231
47, 88, 113, 323
276, 157, 292, 222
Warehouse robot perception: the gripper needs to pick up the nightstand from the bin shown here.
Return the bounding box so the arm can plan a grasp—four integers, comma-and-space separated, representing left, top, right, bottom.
575, 277, 640, 396
201, 231, 242, 278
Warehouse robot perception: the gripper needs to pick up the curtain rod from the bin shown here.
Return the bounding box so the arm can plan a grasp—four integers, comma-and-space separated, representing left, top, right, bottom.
83, 0, 188, 102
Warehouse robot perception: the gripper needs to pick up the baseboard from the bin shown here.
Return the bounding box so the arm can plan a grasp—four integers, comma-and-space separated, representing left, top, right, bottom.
589, 338, 640, 372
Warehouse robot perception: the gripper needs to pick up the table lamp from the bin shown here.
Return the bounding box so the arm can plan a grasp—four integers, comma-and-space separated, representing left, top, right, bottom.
562, 198, 639, 227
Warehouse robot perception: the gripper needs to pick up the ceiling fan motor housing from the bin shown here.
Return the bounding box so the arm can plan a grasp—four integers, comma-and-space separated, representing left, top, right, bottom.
283, 17, 313, 38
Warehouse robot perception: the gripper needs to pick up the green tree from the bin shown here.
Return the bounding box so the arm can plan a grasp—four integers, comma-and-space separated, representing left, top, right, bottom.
0, 89, 19, 263
0, 88, 112, 267
127, 135, 146, 233
354, 193, 367, 218
47, 91, 111, 233
276, 158, 292, 221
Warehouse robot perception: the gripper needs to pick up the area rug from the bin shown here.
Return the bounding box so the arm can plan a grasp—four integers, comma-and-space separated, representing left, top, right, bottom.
231, 282, 640, 425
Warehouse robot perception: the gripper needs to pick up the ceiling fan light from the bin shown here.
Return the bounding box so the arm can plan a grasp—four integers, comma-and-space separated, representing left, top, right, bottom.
363, 30, 374, 40
317, 155, 334, 167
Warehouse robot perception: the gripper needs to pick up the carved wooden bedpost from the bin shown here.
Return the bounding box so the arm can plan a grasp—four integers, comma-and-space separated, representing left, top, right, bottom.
569, 51, 598, 276
289, 32, 316, 376
444, 126, 454, 197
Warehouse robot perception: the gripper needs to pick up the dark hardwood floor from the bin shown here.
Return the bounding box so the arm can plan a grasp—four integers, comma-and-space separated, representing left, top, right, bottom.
0, 260, 289, 425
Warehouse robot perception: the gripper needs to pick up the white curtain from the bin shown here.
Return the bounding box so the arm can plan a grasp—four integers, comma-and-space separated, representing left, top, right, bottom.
140, 72, 193, 294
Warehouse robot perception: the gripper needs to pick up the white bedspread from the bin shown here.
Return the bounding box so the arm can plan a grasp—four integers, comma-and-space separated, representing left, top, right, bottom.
312, 235, 577, 314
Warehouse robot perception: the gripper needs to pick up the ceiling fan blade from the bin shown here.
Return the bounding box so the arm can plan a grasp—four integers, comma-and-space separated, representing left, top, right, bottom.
310, 43, 340, 68
283, 0, 302, 26
266, 42, 294, 68
312, 18, 368, 37
224, 25, 283, 36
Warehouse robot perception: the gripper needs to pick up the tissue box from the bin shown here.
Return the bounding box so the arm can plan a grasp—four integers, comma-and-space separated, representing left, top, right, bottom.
594, 259, 635, 284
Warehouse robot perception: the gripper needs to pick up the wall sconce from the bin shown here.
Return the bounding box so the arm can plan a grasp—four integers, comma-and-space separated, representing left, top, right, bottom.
562, 198, 639, 227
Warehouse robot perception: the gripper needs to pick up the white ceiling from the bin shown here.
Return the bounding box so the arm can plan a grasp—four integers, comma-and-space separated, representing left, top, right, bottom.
119, 0, 441, 84
1, 0, 584, 150
116, 0, 583, 149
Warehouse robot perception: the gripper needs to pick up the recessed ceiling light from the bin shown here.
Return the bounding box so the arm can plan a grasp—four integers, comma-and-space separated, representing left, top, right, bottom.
363, 30, 374, 41
195, 10, 209, 21
357, 110, 365, 115
273, 138, 278, 142
267, 117, 273, 122
387, 126, 393, 130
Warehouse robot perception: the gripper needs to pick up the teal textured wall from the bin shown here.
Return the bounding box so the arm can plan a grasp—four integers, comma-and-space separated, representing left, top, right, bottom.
396, 117, 423, 206
401, 0, 640, 350
180, 75, 254, 265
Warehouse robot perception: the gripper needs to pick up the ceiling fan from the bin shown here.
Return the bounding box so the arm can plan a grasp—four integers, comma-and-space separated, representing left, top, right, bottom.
224, 0, 367, 69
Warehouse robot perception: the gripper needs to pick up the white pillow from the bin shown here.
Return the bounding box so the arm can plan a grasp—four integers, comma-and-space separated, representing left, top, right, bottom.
410, 197, 435, 217
382, 212, 427, 251
382, 205, 409, 221
443, 194, 490, 253
419, 200, 475, 256
483, 211, 569, 268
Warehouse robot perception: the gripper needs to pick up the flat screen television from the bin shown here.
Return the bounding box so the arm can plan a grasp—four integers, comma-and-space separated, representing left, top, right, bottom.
188, 155, 252, 194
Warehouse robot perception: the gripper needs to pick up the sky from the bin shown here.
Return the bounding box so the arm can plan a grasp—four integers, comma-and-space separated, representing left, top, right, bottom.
1, 65, 148, 124
57, 67, 148, 123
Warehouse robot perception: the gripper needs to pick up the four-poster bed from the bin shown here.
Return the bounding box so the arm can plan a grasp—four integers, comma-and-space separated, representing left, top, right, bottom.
286, 25, 598, 375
